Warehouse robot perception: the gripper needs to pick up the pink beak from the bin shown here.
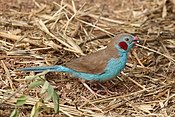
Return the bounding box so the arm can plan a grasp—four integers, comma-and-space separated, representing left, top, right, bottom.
133, 36, 139, 44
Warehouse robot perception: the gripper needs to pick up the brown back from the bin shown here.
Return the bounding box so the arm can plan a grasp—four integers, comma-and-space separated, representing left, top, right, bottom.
65, 35, 121, 74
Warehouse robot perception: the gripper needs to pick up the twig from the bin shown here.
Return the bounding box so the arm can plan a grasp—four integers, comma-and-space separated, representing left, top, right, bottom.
0, 32, 44, 48
136, 44, 175, 62
0, 85, 26, 104
1, 60, 14, 90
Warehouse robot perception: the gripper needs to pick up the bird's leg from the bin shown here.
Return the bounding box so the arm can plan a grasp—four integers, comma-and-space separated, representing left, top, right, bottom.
96, 82, 111, 95
96, 82, 116, 95
80, 80, 105, 98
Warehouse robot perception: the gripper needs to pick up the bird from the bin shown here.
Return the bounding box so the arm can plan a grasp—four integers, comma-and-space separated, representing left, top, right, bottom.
19, 33, 139, 81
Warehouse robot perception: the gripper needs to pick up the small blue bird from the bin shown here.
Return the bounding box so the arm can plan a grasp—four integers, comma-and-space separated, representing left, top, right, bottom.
19, 33, 139, 81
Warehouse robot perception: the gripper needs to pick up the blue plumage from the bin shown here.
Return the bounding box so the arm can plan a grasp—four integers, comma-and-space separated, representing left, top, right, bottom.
20, 56, 126, 81
19, 65, 73, 73
72, 55, 127, 80
19, 34, 139, 81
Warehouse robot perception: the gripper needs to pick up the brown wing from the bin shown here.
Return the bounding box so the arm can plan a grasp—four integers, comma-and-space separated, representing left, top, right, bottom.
65, 44, 119, 74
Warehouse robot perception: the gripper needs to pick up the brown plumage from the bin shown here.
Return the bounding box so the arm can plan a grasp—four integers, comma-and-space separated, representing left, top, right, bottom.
65, 34, 129, 74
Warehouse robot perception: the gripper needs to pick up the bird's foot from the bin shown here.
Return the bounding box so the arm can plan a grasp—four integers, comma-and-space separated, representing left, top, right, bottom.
81, 81, 105, 98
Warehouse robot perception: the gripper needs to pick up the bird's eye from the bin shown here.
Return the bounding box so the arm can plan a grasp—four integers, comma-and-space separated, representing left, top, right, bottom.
125, 38, 129, 41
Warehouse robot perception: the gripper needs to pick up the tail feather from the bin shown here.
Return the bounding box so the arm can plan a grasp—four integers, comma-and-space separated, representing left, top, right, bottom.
19, 65, 73, 73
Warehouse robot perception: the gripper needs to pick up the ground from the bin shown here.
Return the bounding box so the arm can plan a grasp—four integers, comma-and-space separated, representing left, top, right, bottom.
0, 0, 175, 116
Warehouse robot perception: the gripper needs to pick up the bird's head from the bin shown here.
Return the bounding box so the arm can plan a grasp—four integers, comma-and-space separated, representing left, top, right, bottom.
114, 34, 139, 53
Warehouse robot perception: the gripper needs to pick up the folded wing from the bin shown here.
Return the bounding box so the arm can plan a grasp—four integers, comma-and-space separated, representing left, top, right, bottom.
65, 46, 119, 74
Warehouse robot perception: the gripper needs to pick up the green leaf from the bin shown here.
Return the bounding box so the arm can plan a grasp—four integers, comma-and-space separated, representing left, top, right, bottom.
16, 96, 26, 106
53, 91, 59, 113
40, 81, 49, 94
30, 99, 44, 117
10, 109, 19, 117
25, 72, 48, 81
25, 76, 38, 81
45, 85, 54, 101
30, 103, 39, 117
28, 81, 44, 89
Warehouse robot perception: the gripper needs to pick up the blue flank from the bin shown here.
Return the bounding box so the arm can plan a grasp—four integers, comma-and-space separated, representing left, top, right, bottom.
19, 53, 127, 81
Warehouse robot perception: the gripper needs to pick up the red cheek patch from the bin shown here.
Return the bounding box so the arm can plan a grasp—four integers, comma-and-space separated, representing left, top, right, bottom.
119, 42, 128, 50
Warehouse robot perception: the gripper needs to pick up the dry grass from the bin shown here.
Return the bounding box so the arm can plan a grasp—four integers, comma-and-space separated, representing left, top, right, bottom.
0, 0, 175, 116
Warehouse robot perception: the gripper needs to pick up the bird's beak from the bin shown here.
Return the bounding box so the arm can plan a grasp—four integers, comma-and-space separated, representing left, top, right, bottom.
132, 36, 140, 44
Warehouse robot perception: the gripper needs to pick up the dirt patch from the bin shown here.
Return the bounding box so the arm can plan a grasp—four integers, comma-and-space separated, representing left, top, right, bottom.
0, 0, 175, 116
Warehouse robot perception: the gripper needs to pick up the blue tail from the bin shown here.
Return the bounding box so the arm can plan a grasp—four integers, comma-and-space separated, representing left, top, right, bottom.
19, 65, 74, 73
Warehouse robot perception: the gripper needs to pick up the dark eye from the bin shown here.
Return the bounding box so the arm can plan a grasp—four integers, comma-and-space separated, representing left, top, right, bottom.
125, 38, 129, 41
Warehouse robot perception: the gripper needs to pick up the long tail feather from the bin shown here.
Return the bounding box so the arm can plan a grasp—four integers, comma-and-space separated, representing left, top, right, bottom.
18, 65, 73, 73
